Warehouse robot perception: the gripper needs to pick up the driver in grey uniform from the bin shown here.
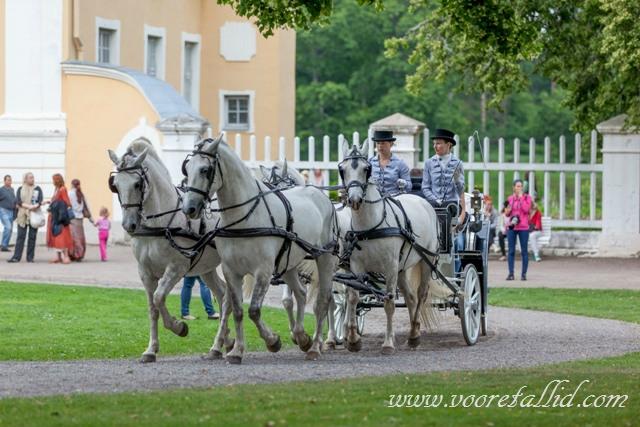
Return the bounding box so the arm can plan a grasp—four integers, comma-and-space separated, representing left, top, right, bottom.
421, 128, 466, 272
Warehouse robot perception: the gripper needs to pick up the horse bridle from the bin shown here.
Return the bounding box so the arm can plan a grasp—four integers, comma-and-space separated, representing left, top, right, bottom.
182, 140, 222, 202
108, 164, 149, 210
338, 150, 372, 195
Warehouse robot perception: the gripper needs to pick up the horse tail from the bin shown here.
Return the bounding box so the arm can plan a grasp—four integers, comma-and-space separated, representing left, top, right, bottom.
242, 274, 255, 299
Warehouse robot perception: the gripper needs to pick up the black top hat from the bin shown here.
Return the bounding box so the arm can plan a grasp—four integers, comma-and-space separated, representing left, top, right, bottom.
372, 130, 396, 142
430, 128, 456, 146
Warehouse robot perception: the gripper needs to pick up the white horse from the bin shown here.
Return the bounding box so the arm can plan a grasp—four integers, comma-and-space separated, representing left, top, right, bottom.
259, 161, 350, 349
339, 140, 441, 354
108, 140, 232, 362
182, 137, 337, 363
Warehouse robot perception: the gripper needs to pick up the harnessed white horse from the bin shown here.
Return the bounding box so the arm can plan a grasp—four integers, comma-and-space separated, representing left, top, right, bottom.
339, 140, 442, 354
108, 140, 232, 363
182, 137, 338, 363
259, 160, 350, 349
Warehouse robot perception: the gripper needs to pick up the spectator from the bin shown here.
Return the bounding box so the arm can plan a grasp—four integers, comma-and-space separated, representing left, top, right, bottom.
311, 168, 325, 187
529, 194, 543, 262
483, 195, 498, 253
68, 179, 94, 261
0, 174, 16, 251
301, 170, 310, 184
44, 174, 73, 264
505, 179, 532, 281
497, 201, 509, 261
181, 276, 219, 320
94, 207, 111, 261
8, 172, 43, 263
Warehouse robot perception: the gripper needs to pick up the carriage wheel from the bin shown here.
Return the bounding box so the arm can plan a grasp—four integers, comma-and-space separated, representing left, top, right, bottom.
459, 264, 481, 346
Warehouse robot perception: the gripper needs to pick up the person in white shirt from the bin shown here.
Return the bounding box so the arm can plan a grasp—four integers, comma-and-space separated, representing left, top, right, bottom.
68, 179, 93, 261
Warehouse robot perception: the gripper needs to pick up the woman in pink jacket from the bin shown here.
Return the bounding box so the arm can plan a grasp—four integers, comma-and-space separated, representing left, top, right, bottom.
505, 179, 532, 281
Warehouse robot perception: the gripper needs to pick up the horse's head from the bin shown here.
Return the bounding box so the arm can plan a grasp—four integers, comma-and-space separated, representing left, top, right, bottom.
107, 147, 149, 233
339, 139, 371, 211
260, 159, 303, 188
182, 135, 223, 219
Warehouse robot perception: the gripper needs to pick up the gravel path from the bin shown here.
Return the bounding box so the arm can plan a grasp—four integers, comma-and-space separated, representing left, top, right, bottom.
2, 307, 640, 398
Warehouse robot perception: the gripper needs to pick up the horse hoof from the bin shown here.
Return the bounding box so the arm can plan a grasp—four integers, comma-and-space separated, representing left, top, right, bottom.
324, 340, 336, 351
298, 334, 313, 352
407, 336, 420, 348
347, 340, 362, 353
176, 321, 189, 337
305, 350, 320, 361
202, 350, 223, 360
140, 353, 156, 363
267, 335, 282, 353
225, 338, 236, 353
381, 346, 396, 355
226, 355, 242, 365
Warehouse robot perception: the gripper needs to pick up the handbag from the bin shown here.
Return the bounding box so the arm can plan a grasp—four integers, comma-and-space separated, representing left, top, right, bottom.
29, 208, 46, 228
67, 207, 75, 221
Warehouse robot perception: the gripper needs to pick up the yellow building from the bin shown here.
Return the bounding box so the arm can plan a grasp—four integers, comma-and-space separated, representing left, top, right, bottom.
0, 0, 295, 228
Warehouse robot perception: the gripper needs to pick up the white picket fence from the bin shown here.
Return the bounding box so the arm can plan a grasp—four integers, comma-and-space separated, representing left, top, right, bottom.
221, 128, 602, 229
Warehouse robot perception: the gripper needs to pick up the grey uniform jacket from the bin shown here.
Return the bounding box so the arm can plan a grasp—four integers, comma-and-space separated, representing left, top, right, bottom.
421, 154, 465, 206
369, 154, 411, 196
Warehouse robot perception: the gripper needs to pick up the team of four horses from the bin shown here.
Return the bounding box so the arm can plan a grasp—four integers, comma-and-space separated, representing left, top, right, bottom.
108, 135, 489, 365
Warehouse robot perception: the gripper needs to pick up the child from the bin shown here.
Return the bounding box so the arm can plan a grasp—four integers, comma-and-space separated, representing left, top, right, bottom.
94, 207, 111, 261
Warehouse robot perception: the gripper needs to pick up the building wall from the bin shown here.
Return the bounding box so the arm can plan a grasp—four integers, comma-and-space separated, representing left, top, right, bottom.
0, 0, 5, 116
73, 0, 295, 159
62, 72, 160, 219
201, 3, 295, 159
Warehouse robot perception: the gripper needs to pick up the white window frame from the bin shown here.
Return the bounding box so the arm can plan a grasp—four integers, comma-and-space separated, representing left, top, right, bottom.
95, 17, 120, 65
219, 90, 255, 133
144, 25, 166, 80
181, 32, 201, 110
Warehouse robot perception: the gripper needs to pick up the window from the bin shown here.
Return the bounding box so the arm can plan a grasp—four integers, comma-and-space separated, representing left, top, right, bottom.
225, 95, 250, 130
144, 26, 165, 79
146, 36, 160, 77
183, 41, 197, 105
96, 17, 120, 65
98, 28, 115, 64
219, 90, 254, 132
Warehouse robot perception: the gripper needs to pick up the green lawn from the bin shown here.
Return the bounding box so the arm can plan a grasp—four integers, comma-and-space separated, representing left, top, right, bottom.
0, 281, 314, 361
490, 287, 640, 325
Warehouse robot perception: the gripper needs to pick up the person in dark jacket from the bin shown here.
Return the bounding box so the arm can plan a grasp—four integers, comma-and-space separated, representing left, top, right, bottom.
0, 174, 16, 251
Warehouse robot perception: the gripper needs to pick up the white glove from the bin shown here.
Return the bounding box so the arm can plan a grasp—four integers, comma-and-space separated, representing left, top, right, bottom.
397, 179, 406, 190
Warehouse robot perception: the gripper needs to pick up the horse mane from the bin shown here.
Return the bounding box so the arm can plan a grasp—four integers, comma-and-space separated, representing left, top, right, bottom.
121, 138, 172, 180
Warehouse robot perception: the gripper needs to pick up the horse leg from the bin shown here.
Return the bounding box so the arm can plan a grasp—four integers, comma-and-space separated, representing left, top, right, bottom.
140, 271, 160, 363
206, 285, 234, 360
306, 253, 335, 360
345, 287, 362, 352
324, 287, 337, 350
382, 272, 398, 355
397, 268, 420, 348
281, 284, 297, 344
200, 270, 234, 360
222, 267, 245, 364
282, 269, 311, 352
247, 271, 282, 353
153, 265, 190, 337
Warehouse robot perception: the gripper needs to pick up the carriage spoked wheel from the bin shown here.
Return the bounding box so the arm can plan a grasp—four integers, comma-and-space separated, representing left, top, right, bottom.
458, 264, 481, 346
333, 291, 366, 344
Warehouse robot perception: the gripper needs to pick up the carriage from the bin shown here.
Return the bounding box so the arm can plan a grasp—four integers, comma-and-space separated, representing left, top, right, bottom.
332, 184, 490, 346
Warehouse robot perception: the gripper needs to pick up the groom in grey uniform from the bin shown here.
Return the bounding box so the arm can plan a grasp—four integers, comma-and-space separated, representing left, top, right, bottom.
421, 128, 466, 271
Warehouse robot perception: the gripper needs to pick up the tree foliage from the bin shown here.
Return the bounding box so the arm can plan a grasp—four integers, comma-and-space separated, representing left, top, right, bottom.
295, 0, 573, 144
224, 0, 640, 129
386, 0, 640, 129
